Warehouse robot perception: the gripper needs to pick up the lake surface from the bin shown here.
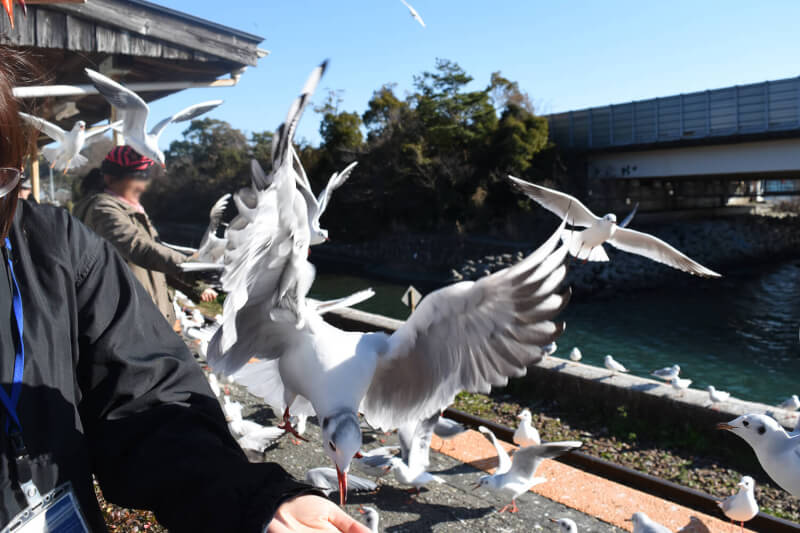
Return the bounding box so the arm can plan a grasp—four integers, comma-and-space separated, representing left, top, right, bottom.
309, 261, 800, 406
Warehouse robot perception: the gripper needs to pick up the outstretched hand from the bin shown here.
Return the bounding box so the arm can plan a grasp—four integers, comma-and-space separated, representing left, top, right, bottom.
266, 495, 370, 533
200, 287, 218, 302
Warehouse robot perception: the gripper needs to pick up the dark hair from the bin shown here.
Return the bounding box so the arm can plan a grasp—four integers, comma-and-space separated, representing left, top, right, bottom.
80, 167, 105, 195
0, 47, 37, 238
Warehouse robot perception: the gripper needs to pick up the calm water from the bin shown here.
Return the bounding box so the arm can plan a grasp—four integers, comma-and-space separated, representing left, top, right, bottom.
310, 262, 800, 405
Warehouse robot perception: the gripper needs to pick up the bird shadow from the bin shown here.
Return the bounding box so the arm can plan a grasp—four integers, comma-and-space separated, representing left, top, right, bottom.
552, 362, 568, 372
677, 515, 713, 533
629, 382, 660, 392
430, 462, 484, 477
346, 486, 494, 532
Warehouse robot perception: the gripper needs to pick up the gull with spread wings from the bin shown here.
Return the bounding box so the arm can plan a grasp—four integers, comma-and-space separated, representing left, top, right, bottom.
19, 113, 119, 173
85, 68, 223, 168
507, 176, 721, 278
208, 61, 571, 507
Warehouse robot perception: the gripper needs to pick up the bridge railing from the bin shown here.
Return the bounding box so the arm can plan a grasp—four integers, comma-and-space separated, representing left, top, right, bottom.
549, 75, 800, 150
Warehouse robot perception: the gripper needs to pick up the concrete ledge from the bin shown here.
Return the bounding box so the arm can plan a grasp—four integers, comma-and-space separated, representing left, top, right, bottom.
324, 306, 800, 435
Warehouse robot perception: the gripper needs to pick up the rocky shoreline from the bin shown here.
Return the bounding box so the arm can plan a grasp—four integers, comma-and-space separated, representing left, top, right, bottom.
316, 213, 800, 298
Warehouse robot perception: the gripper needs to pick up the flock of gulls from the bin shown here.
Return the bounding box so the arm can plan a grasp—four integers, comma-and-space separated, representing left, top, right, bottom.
14, 2, 798, 527
147, 60, 799, 532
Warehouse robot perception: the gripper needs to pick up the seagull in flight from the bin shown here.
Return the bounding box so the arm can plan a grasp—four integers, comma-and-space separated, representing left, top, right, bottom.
475, 425, 581, 513
507, 176, 721, 277
174, 193, 232, 266
399, 0, 426, 27
19, 113, 118, 173
85, 68, 223, 167
208, 60, 571, 506
717, 414, 800, 497
293, 153, 359, 245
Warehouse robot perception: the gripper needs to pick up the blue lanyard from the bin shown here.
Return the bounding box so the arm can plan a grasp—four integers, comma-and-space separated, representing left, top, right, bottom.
0, 237, 24, 433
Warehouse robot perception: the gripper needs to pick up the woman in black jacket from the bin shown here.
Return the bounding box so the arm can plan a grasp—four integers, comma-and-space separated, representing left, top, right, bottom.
0, 48, 367, 533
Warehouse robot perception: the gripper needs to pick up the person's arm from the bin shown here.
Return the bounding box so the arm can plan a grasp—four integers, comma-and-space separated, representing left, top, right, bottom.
70, 216, 314, 532
87, 198, 188, 277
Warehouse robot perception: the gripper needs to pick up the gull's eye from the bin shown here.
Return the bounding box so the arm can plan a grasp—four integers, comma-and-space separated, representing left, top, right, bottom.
758, 426, 766, 435
329, 441, 336, 452
742, 420, 749, 427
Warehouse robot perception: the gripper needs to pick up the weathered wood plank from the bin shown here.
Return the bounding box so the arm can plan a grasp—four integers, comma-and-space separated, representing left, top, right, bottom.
35, 8, 67, 48
160, 43, 192, 60
65, 14, 94, 51
52, 0, 260, 65
113, 28, 130, 55
95, 23, 116, 53
129, 34, 161, 58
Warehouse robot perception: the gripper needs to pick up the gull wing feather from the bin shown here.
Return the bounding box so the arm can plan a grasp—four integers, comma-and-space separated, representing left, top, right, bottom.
362, 218, 571, 430
478, 426, 512, 474
84, 121, 122, 140
311, 288, 375, 315
85, 69, 149, 141
19, 112, 66, 143
273, 61, 327, 167
507, 175, 599, 228
508, 441, 582, 480
608, 227, 721, 278
149, 100, 224, 139
306, 467, 377, 494
317, 161, 358, 217
433, 417, 466, 439
398, 412, 439, 469
198, 193, 231, 250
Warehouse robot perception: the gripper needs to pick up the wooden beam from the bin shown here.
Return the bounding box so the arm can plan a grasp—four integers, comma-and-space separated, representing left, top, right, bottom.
53, 0, 261, 66
30, 157, 40, 203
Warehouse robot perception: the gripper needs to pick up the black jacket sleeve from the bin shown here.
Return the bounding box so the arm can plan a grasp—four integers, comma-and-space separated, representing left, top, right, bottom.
70, 216, 312, 532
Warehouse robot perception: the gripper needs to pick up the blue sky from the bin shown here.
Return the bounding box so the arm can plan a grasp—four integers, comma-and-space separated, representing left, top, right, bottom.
148, 0, 800, 148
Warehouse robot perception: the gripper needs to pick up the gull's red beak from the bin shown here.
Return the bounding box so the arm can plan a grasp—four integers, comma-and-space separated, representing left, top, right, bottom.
336, 466, 347, 506
716, 422, 736, 430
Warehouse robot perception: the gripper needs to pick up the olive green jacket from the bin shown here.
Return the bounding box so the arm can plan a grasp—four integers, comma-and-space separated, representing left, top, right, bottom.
73, 192, 188, 324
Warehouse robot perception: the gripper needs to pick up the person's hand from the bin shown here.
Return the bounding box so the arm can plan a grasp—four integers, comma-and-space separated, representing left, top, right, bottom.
266, 495, 370, 533
200, 288, 218, 302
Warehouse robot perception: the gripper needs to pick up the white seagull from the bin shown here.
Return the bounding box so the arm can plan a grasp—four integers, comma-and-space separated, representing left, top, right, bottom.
304, 467, 377, 497
176, 193, 231, 264
352, 446, 399, 478
670, 376, 692, 396
19, 113, 118, 173
208, 61, 571, 506
507, 176, 721, 277
475, 425, 581, 513
707, 385, 730, 409
604, 355, 628, 375
221, 397, 284, 453
778, 394, 800, 411
717, 475, 758, 533
651, 364, 680, 381
293, 152, 359, 245
359, 506, 379, 533
549, 517, 578, 533
513, 408, 541, 447
717, 414, 800, 497
399, 0, 426, 27
569, 347, 582, 362
625, 512, 671, 533
85, 68, 223, 167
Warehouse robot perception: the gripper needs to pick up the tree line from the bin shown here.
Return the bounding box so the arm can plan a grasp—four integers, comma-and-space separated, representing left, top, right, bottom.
142, 59, 566, 240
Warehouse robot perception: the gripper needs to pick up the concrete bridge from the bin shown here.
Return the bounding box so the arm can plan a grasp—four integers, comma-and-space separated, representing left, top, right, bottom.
547, 76, 800, 212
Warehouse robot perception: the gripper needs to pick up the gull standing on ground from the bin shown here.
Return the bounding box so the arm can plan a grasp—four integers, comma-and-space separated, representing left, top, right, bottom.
221, 397, 284, 454
604, 355, 628, 375
514, 408, 541, 447
207, 60, 573, 506
85, 68, 222, 167
399, 0, 425, 27
651, 364, 680, 381
625, 512, 671, 533
717, 414, 800, 497
476, 425, 581, 513
569, 347, 582, 362
670, 376, 692, 396
549, 518, 577, 533
707, 385, 730, 409
19, 113, 118, 173
717, 475, 758, 533
778, 394, 800, 411
506, 176, 721, 277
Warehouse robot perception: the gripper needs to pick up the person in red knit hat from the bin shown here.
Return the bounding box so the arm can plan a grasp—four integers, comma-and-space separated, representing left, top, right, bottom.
74, 145, 217, 325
